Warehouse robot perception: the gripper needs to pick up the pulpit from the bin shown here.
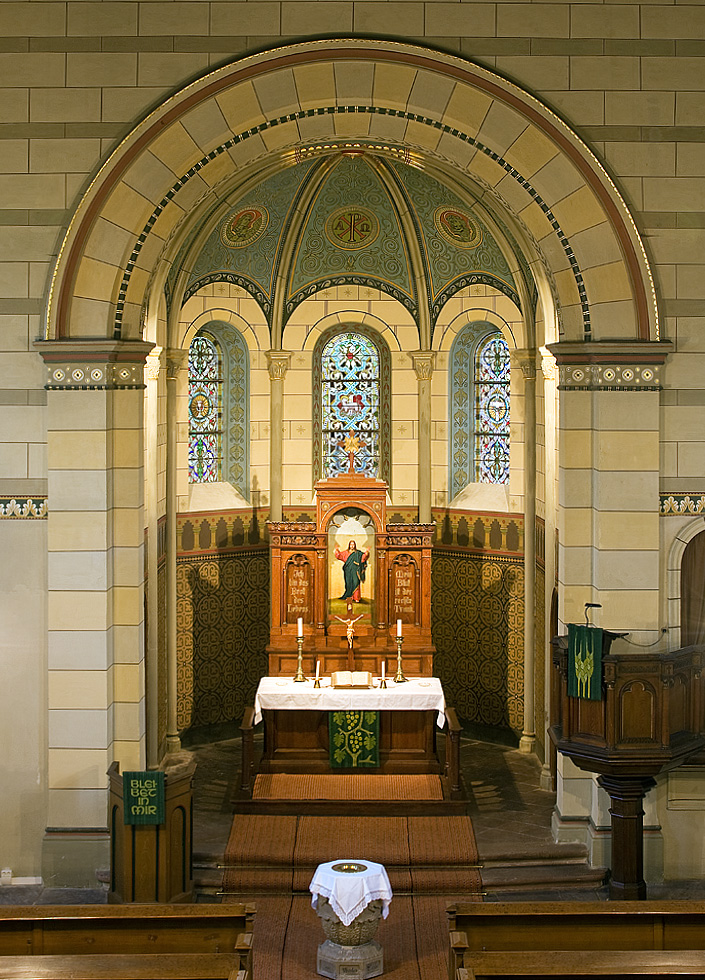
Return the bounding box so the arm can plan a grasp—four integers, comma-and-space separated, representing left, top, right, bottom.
267, 471, 435, 676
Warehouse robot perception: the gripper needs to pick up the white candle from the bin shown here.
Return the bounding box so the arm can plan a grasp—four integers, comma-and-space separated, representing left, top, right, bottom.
297, 617, 303, 638
315, 660, 320, 679
381, 660, 385, 679
397, 619, 402, 637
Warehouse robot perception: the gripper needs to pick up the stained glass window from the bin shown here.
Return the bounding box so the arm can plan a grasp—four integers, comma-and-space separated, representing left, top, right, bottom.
321, 332, 380, 478
188, 334, 222, 483
474, 334, 510, 484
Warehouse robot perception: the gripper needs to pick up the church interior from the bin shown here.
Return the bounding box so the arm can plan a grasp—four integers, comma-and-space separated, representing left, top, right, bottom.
2, 1, 705, 975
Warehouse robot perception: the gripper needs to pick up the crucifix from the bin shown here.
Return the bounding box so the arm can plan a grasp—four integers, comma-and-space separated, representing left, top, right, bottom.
334, 613, 363, 671
340, 431, 365, 474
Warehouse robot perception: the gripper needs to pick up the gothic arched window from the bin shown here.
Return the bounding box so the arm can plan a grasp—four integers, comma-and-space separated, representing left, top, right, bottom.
313, 327, 391, 485
187, 323, 250, 497
450, 323, 510, 497
188, 333, 222, 483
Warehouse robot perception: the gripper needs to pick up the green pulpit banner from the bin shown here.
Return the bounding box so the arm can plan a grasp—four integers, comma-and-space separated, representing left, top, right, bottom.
123, 771, 165, 825
567, 624, 603, 700
330, 711, 380, 768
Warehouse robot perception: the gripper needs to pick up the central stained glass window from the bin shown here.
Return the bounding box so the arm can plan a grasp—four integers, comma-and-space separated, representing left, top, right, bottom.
475, 334, 510, 483
188, 334, 222, 482
321, 332, 379, 478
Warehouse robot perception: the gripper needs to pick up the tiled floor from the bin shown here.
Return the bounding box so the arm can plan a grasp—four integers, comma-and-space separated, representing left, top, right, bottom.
4, 731, 705, 904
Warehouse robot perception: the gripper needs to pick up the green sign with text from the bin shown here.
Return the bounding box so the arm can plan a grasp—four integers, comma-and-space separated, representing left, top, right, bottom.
123, 771, 165, 825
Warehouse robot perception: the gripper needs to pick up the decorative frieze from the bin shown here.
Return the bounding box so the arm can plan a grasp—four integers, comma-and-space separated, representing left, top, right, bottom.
547, 340, 672, 391
35, 339, 155, 390
558, 363, 662, 391
661, 494, 705, 516
0, 497, 47, 519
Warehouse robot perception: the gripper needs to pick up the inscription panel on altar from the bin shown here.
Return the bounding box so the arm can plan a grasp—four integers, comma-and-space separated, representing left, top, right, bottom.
285, 554, 312, 625
391, 555, 418, 626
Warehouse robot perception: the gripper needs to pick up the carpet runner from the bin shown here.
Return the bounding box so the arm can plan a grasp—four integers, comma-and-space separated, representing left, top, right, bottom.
222, 812, 482, 978
252, 773, 444, 800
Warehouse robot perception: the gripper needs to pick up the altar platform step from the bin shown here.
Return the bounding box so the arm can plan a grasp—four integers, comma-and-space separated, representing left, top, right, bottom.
233, 772, 468, 815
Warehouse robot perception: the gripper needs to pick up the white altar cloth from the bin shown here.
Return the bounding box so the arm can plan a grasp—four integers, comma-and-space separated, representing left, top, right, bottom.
310, 859, 393, 926
253, 676, 446, 727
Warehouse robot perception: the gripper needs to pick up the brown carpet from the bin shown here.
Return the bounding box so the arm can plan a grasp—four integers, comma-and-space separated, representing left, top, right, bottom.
224, 811, 482, 977
253, 773, 444, 800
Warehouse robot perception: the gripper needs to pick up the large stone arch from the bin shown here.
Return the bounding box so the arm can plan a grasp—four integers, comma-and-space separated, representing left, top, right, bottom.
46, 39, 658, 346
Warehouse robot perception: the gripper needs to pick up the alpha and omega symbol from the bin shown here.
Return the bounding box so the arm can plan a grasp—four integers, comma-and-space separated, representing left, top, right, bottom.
220, 206, 269, 248
434, 206, 482, 249
325, 207, 379, 250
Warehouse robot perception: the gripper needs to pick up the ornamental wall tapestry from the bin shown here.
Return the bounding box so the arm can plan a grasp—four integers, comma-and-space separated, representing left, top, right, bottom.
330, 711, 380, 768
567, 623, 603, 700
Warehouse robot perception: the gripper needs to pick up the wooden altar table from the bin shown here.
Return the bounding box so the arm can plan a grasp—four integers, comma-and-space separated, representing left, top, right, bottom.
254, 677, 445, 775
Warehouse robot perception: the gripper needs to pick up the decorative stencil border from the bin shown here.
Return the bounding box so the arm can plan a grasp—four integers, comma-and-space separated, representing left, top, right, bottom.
661, 494, 705, 515
115, 110, 589, 339
45, 362, 145, 390
559, 364, 661, 390
0, 497, 47, 519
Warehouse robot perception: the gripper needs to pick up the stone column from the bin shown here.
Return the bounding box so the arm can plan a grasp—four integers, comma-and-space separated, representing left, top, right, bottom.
144, 346, 162, 768
165, 348, 187, 754
548, 339, 671, 867
410, 352, 436, 524
514, 349, 538, 754
36, 338, 152, 881
267, 351, 291, 523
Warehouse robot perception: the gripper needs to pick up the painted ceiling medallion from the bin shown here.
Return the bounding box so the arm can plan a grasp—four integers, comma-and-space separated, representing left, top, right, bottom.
220, 206, 269, 248
434, 206, 483, 249
325, 207, 380, 250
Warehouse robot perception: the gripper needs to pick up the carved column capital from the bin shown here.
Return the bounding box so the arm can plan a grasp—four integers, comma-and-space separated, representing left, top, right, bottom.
511, 348, 539, 382
540, 348, 557, 382
409, 350, 436, 381
145, 346, 164, 382
266, 350, 292, 381
165, 347, 187, 380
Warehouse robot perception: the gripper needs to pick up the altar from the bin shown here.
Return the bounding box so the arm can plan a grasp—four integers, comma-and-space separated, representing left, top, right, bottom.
255, 676, 446, 775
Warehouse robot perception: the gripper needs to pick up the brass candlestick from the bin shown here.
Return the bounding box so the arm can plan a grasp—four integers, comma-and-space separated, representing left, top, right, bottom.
293, 635, 307, 683
394, 636, 407, 683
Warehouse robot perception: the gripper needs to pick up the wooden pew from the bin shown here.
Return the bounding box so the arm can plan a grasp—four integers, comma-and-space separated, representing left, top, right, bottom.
448, 902, 705, 980
0, 904, 254, 979
0, 953, 247, 979
456, 949, 705, 978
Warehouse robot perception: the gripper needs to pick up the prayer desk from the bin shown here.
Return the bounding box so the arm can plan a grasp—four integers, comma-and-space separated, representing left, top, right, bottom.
253, 677, 445, 775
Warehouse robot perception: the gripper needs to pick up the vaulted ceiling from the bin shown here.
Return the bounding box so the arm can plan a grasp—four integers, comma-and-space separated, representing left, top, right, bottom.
168, 150, 532, 335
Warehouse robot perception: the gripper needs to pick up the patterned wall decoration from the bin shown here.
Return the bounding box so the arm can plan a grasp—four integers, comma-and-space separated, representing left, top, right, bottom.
390, 161, 519, 325
185, 160, 318, 313
176, 550, 270, 729
661, 493, 705, 515
287, 155, 415, 317
432, 551, 524, 731
0, 497, 47, 518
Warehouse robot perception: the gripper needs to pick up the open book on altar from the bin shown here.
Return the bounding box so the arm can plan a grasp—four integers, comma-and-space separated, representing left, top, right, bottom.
331, 670, 373, 689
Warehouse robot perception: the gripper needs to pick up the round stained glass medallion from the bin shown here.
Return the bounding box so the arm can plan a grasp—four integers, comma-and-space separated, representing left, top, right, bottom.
220, 206, 269, 248
434, 206, 483, 249
325, 207, 379, 250
189, 392, 212, 421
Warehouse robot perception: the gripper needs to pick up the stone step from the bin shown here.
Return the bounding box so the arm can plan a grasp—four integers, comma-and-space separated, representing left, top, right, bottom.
481, 861, 607, 892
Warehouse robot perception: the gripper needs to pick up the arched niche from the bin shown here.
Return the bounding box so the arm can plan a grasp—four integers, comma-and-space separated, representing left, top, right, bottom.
46, 39, 658, 347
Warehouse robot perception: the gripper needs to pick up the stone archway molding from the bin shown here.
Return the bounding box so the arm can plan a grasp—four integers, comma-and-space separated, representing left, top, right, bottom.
47, 39, 658, 345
